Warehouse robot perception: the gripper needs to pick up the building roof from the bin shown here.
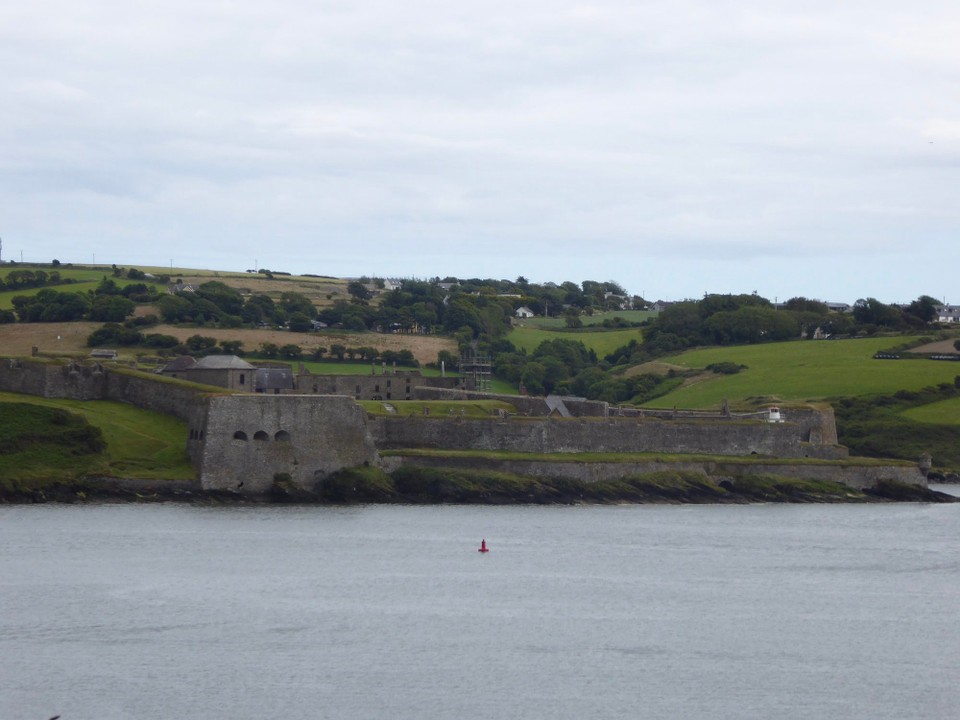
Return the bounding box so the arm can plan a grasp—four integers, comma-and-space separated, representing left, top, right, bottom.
193, 355, 255, 370
161, 356, 197, 372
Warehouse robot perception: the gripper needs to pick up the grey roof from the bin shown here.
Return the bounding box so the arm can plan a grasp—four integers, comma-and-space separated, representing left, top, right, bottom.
544, 395, 572, 418
193, 355, 255, 370
161, 356, 197, 372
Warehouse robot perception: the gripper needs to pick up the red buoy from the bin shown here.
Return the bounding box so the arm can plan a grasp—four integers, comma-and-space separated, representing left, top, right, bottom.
478, 539, 489, 553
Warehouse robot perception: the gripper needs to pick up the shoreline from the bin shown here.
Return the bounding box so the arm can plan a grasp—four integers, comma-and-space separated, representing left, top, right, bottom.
3, 472, 957, 505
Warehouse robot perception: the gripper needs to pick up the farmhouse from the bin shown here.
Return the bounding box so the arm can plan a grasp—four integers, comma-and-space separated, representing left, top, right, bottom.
936, 305, 960, 323
515, 306, 535, 319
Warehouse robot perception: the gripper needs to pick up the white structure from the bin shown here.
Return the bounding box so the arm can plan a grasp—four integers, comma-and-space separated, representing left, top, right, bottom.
515, 306, 535, 319
767, 406, 783, 423
936, 305, 960, 323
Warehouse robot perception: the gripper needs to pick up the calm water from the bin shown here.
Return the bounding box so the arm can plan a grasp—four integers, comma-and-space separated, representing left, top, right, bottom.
2, 500, 959, 720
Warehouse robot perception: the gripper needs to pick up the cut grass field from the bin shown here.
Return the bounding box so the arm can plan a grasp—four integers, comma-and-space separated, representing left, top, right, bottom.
0, 391, 194, 482
508, 325, 641, 357
642, 337, 960, 409
901, 397, 960, 425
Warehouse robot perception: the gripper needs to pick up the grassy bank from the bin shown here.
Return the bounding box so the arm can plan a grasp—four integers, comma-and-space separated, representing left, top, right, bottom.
0, 392, 194, 485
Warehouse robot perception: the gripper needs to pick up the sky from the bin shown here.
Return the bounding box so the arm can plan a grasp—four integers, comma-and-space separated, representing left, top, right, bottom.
2, 1, 959, 304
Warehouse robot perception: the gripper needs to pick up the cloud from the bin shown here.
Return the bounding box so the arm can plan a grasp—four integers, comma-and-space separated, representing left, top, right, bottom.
2, 0, 959, 301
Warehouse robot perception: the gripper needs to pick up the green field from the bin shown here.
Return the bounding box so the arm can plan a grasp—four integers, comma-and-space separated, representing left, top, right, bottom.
0, 265, 167, 310
901, 397, 960, 425
643, 338, 960, 409
0, 391, 194, 481
507, 326, 642, 357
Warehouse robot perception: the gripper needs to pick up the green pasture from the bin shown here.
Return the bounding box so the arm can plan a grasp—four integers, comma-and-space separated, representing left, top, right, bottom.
901, 397, 960, 425
642, 337, 960, 409
0, 391, 194, 480
0, 281, 100, 309
525, 310, 657, 329
0, 266, 167, 310
508, 326, 642, 357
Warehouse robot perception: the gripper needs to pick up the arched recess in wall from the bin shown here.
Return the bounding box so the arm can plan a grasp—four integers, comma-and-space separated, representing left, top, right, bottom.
233, 431, 248, 441
253, 430, 269, 441
274, 430, 291, 442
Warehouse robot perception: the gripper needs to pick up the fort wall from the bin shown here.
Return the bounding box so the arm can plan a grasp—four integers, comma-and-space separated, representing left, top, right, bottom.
194, 395, 379, 494
369, 415, 806, 457
0, 358, 888, 496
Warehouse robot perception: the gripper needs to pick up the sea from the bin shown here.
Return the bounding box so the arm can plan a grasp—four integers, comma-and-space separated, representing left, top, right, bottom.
3, 490, 960, 720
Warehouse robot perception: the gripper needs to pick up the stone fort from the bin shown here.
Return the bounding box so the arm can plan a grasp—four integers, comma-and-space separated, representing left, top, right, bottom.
0, 358, 925, 495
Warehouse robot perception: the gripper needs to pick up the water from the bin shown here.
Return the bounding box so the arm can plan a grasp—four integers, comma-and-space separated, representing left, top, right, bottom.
2, 502, 959, 720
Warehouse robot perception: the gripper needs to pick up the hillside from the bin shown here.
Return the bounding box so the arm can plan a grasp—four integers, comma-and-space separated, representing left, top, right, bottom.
642, 337, 960, 409
0, 393, 194, 487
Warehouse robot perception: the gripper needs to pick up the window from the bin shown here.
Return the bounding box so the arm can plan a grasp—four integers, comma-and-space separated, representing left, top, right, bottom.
239, 373, 245, 385
254, 431, 269, 441
233, 431, 248, 441
275, 430, 291, 442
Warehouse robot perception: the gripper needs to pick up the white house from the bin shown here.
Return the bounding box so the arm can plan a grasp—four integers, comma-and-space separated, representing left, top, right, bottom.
936, 305, 960, 323
515, 306, 535, 319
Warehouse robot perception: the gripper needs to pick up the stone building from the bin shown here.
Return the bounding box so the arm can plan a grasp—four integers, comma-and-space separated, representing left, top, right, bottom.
160, 355, 255, 391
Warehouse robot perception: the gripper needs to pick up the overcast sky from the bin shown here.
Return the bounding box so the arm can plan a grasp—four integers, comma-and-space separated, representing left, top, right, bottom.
2, 1, 959, 303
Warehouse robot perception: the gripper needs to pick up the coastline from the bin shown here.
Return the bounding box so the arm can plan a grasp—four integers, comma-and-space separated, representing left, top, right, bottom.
3, 471, 956, 505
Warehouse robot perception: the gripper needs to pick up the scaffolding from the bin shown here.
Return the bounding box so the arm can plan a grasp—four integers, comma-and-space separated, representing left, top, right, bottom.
458, 354, 492, 392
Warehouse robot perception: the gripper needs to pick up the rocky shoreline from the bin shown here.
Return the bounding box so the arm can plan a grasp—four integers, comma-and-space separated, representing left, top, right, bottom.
3, 469, 957, 505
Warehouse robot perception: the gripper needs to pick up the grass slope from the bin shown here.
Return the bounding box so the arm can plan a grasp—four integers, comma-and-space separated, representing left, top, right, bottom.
0, 392, 194, 483
508, 326, 641, 357
643, 337, 960, 409
901, 398, 960, 425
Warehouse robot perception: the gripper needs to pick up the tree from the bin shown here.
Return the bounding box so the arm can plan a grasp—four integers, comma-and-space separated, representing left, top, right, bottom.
259, 342, 279, 358
905, 295, 939, 324
853, 298, 902, 328
564, 310, 583, 328
220, 340, 244, 355
287, 312, 313, 333
89, 295, 135, 322
279, 344, 303, 360
185, 335, 217, 354
330, 343, 347, 361
279, 292, 316, 320
347, 280, 372, 302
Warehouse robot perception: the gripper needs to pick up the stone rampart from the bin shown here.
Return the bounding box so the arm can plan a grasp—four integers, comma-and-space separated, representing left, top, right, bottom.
0, 358, 107, 400
0, 358, 219, 423
194, 395, 379, 494
369, 415, 804, 457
